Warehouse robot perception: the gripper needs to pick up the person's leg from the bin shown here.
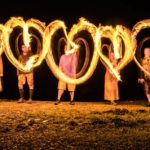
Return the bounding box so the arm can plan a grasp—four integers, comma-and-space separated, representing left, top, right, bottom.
28, 89, 33, 103
27, 73, 34, 104
146, 82, 150, 106
68, 84, 76, 105
147, 80, 150, 105
110, 79, 119, 105
69, 91, 75, 105
146, 94, 150, 106
55, 89, 64, 105
55, 80, 66, 105
18, 89, 24, 103
144, 80, 150, 106
57, 89, 64, 100
70, 91, 75, 101
18, 75, 25, 103
110, 100, 117, 105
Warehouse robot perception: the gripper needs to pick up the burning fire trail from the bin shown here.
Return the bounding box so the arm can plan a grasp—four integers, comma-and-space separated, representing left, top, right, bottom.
0, 17, 149, 84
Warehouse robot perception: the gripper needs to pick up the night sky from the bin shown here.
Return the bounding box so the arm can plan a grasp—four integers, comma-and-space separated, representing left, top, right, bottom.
0, 0, 150, 101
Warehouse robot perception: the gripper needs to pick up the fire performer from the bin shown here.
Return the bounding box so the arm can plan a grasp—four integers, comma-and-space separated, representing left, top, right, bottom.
55, 45, 78, 105
104, 50, 119, 105
17, 44, 34, 104
138, 47, 150, 106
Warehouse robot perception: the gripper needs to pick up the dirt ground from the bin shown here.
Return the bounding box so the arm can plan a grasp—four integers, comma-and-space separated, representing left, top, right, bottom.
0, 100, 150, 150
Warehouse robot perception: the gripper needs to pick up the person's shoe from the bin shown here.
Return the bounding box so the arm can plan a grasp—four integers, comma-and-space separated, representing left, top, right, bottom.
27, 99, 32, 104
54, 100, 61, 105
17, 98, 24, 103
111, 101, 117, 105
70, 101, 75, 105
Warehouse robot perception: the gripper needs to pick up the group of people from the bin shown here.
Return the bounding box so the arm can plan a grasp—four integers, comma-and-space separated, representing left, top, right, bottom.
0, 44, 150, 106
17, 44, 77, 105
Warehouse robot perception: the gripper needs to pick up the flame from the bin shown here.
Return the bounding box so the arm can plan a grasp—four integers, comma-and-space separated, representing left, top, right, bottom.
44, 17, 99, 84
3, 17, 45, 72
95, 26, 121, 81
0, 17, 147, 84
23, 24, 31, 48
26, 55, 39, 71
113, 30, 122, 59
43, 17, 137, 84
65, 47, 78, 55
95, 25, 136, 81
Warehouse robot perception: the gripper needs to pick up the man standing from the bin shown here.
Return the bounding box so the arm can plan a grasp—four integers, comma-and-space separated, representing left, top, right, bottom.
55, 46, 77, 105
17, 44, 34, 104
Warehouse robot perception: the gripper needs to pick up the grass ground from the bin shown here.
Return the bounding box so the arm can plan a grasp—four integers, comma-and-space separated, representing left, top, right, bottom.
0, 100, 150, 150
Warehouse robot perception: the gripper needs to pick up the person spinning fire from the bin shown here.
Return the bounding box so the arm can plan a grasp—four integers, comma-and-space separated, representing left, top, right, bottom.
17, 44, 34, 104
55, 45, 78, 105
138, 47, 150, 106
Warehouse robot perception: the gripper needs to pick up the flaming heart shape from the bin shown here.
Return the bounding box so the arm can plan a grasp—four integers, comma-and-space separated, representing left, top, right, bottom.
44, 18, 99, 84
3, 17, 46, 73
44, 18, 136, 84
96, 25, 137, 81
0, 17, 144, 85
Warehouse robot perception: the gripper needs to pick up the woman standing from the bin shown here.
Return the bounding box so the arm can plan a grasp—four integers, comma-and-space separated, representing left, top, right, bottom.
104, 51, 119, 105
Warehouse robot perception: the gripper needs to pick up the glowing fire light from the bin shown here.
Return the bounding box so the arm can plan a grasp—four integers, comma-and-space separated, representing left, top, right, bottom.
26, 55, 39, 71
23, 24, 31, 48
3, 17, 46, 73
0, 17, 149, 84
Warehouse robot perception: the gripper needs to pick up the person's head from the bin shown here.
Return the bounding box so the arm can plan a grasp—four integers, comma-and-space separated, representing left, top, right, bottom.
144, 47, 150, 57
21, 44, 30, 53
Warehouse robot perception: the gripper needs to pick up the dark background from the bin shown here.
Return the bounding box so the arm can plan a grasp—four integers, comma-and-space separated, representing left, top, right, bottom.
0, 0, 150, 101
